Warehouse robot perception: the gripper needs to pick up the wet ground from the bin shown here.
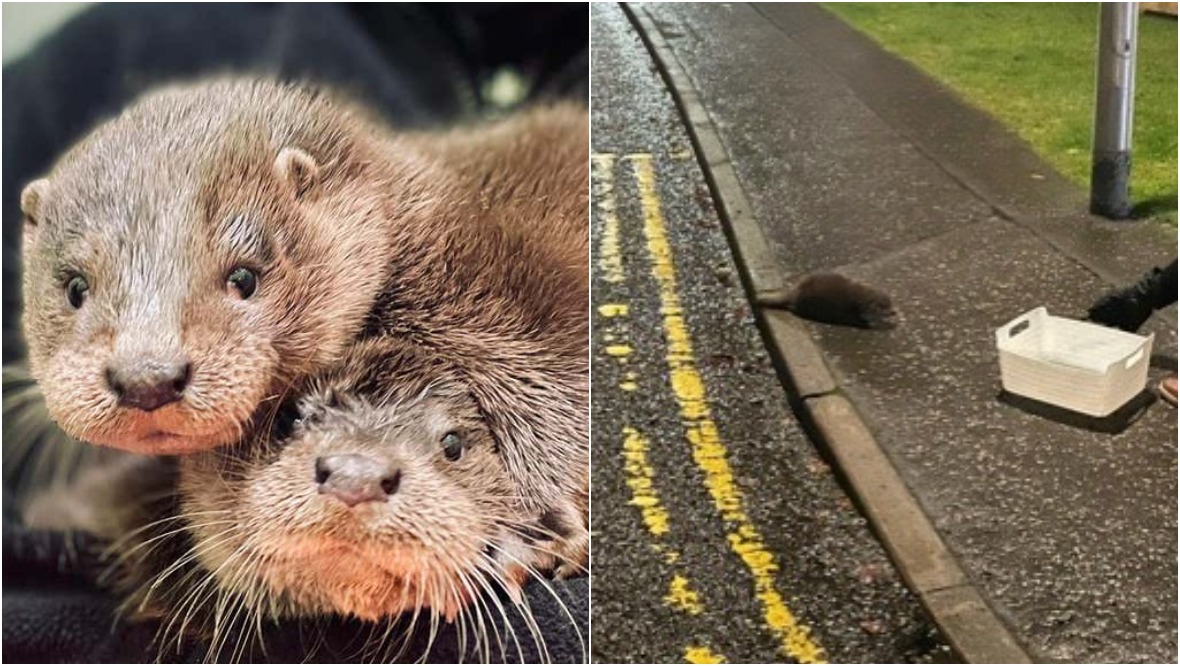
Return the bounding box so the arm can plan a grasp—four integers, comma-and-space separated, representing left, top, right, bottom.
589, 5, 950, 663
631, 3, 1178, 662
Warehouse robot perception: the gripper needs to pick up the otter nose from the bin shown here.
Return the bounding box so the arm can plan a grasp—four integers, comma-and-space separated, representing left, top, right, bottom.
315, 454, 400, 507
106, 358, 190, 412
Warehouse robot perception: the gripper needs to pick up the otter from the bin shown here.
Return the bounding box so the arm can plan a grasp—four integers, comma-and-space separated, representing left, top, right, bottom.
18, 78, 588, 465
22, 338, 578, 661
97, 337, 578, 660
17, 77, 588, 557
19, 79, 437, 455
758, 272, 897, 330
17, 79, 588, 651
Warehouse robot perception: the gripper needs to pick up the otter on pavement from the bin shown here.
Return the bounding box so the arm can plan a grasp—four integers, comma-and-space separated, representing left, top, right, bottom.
758, 272, 897, 330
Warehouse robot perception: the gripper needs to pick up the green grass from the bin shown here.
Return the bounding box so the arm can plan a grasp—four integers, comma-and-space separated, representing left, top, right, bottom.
824, 3, 1177, 222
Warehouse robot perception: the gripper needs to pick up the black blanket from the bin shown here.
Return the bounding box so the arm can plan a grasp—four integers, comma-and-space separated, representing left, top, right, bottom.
2, 511, 588, 663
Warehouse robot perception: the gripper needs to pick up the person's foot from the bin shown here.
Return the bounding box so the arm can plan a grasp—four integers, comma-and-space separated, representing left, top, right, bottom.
1087, 285, 1154, 332
1159, 375, 1177, 408
1087, 265, 1170, 332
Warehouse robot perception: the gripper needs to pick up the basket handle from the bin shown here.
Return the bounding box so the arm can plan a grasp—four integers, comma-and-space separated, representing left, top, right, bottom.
995, 307, 1044, 346
1002, 317, 1032, 339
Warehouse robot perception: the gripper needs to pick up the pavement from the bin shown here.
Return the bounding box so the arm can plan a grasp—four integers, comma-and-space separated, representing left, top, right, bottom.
589, 4, 951, 663
622, 3, 1179, 663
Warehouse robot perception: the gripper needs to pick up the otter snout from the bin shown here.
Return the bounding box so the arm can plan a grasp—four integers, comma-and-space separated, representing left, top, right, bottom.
106, 356, 191, 412
315, 454, 401, 507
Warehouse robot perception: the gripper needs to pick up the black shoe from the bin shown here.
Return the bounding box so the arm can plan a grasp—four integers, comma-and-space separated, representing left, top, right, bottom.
1087, 285, 1154, 332
1087, 264, 1174, 332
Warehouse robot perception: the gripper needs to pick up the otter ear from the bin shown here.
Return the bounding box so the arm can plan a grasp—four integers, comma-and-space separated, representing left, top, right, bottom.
20, 179, 50, 227
274, 148, 319, 199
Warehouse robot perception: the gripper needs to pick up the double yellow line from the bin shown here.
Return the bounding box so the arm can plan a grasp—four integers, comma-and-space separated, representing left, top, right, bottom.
594, 153, 709, 647
594, 151, 828, 664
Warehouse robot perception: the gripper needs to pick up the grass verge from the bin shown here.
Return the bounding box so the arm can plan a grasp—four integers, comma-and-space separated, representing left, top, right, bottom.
824, 3, 1177, 223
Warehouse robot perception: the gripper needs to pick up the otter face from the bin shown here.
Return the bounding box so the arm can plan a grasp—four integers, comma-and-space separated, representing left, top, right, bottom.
18, 81, 391, 454
177, 384, 534, 622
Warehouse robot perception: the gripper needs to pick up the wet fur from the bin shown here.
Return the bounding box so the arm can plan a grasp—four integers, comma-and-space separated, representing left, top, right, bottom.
759, 272, 896, 330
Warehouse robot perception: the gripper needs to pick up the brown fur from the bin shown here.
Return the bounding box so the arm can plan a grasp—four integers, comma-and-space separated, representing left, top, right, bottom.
373, 103, 591, 537
95, 342, 503, 625
20, 77, 587, 525
21, 79, 439, 455
758, 272, 896, 330
20, 78, 588, 645
72, 338, 578, 662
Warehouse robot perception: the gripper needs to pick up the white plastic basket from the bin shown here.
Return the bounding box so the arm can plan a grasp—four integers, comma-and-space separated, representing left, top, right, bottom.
995, 307, 1154, 417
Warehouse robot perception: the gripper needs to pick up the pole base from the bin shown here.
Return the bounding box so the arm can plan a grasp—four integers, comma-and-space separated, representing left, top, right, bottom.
1090, 151, 1133, 219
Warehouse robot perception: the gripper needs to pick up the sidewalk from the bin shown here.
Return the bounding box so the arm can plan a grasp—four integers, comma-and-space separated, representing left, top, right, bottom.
631, 3, 1177, 663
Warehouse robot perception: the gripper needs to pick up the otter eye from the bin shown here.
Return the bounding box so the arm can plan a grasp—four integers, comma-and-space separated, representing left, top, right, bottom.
226, 267, 258, 299
441, 431, 463, 461
65, 275, 89, 309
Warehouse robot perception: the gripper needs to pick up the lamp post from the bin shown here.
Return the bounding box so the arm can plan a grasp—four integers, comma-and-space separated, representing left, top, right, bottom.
1090, 3, 1139, 219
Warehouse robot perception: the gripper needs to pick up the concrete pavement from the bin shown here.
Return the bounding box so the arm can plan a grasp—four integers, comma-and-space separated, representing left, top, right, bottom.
629, 3, 1177, 663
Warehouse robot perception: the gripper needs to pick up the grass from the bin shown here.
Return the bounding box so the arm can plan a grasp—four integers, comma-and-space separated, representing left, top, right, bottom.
823, 3, 1177, 222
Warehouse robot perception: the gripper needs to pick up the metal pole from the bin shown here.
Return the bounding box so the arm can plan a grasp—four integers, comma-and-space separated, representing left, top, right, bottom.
1090, 2, 1139, 219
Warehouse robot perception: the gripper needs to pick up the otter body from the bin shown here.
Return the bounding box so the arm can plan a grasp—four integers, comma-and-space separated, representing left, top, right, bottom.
759, 272, 896, 330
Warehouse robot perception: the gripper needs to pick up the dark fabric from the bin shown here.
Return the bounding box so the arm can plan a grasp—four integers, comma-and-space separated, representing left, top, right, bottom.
1087, 259, 1178, 332
3, 514, 588, 663
1152, 259, 1178, 311
2, 4, 587, 662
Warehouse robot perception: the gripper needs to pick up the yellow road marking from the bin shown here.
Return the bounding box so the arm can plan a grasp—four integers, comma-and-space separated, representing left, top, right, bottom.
596, 153, 717, 634
629, 153, 827, 664
665, 575, 704, 615
598, 303, 630, 317
604, 344, 634, 358
592, 154, 625, 284
684, 646, 727, 664
622, 426, 671, 537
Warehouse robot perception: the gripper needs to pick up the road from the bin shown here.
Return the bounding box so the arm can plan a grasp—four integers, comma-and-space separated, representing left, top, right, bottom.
589, 5, 951, 663
605, 3, 1178, 662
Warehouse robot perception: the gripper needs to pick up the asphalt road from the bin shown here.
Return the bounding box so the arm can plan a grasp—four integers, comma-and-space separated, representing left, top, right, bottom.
589, 5, 952, 663
624, 4, 1178, 662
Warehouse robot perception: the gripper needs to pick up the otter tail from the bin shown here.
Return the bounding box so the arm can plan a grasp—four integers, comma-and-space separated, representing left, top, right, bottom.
754, 288, 797, 311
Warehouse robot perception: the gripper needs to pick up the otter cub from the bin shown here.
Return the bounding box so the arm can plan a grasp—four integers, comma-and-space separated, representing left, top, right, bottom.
758, 272, 897, 330
18, 77, 587, 541
19, 78, 587, 463
105, 338, 575, 656
19, 79, 441, 455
